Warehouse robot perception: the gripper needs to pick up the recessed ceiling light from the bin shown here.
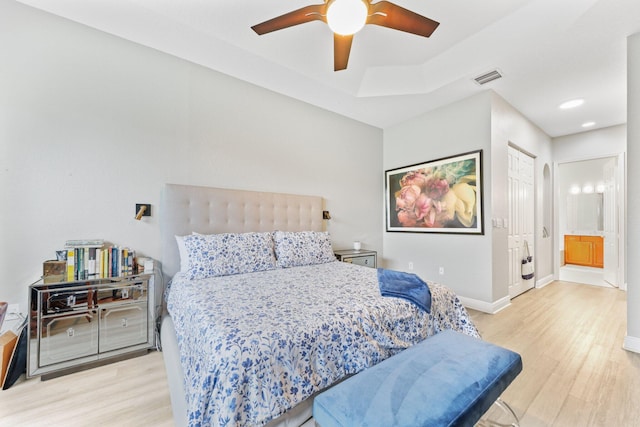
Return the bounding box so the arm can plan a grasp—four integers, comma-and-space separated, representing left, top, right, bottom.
582, 121, 596, 128
559, 99, 584, 109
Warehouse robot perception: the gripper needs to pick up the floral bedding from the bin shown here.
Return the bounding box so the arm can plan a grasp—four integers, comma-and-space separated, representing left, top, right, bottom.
167, 261, 479, 427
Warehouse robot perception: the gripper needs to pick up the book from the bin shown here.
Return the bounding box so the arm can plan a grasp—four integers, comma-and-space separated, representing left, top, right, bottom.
95, 248, 102, 278
84, 247, 89, 279
76, 248, 85, 280
120, 248, 135, 276
102, 248, 108, 278
66, 249, 75, 281
88, 247, 96, 277
111, 247, 118, 277
127, 250, 135, 275
120, 248, 127, 276
64, 239, 104, 248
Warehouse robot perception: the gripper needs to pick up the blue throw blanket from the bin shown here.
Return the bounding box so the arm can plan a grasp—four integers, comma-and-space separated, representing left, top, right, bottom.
377, 268, 431, 312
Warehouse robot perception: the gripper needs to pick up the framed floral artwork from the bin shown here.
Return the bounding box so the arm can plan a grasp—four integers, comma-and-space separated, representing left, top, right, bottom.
385, 150, 484, 234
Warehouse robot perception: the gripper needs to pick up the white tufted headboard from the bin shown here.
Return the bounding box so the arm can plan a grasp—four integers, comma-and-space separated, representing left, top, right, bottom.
160, 184, 325, 279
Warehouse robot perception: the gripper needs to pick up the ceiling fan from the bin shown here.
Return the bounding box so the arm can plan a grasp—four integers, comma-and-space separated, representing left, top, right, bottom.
251, 0, 440, 71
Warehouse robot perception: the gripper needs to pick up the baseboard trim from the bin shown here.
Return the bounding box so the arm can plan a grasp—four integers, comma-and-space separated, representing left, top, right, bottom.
459, 295, 511, 314
536, 274, 554, 289
623, 335, 640, 354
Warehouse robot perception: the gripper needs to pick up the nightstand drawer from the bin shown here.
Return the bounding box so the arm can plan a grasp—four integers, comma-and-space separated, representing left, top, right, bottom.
334, 249, 377, 268
346, 255, 376, 268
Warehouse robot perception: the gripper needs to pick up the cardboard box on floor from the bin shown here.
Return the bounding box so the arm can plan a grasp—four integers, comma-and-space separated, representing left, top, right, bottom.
0, 330, 18, 385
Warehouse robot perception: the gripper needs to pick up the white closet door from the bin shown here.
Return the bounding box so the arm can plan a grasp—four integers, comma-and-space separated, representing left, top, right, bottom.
508, 146, 535, 298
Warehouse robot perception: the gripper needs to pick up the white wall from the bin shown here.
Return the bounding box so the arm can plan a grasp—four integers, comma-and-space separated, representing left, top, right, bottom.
0, 1, 383, 312
491, 93, 553, 294
383, 92, 493, 303
383, 91, 553, 311
625, 32, 640, 352
553, 125, 626, 162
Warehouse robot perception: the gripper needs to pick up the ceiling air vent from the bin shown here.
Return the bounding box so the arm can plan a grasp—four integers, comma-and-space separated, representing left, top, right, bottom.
473, 69, 503, 86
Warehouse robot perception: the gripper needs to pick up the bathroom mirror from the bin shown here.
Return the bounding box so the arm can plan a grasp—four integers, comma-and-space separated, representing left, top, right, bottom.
566, 193, 603, 232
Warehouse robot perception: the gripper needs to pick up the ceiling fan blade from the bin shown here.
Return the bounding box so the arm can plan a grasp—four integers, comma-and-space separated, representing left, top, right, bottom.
334, 34, 354, 71
252, 4, 327, 35
368, 1, 440, 38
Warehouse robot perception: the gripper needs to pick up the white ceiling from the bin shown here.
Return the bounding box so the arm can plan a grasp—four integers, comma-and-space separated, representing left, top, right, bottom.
16, 0, 640, 137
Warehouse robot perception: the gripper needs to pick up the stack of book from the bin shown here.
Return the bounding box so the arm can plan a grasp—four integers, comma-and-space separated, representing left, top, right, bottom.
63, 239, 137, 281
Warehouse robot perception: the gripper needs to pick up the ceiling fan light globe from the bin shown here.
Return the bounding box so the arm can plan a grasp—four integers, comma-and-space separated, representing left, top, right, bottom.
327, 0, 368, 36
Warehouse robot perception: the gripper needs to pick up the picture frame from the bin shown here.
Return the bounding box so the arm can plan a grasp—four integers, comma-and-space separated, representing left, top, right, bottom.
385, 150, 484, 234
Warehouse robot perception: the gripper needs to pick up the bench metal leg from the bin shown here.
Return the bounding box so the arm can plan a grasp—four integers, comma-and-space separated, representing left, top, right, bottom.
476, 398, 520, 427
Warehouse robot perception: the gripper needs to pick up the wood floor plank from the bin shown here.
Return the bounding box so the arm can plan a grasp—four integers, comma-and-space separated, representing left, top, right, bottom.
552, 395, 592, 427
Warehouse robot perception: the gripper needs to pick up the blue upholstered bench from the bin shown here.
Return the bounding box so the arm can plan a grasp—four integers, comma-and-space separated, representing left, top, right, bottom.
313, 330, 522, 427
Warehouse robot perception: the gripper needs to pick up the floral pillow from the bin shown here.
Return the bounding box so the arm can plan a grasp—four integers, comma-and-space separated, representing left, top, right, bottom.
273, 231, 336, 268
183, 232, 276, 279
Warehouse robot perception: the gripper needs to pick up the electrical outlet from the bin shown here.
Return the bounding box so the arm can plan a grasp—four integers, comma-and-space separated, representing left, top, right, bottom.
439, 267, 445, 275
408, 262, 414, 270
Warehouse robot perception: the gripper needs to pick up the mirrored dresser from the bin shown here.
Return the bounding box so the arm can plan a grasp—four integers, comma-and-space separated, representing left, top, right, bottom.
28, 273, 155, 379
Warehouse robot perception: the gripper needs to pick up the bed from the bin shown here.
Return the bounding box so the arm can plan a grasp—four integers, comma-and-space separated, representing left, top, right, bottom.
159, 184, 479, 427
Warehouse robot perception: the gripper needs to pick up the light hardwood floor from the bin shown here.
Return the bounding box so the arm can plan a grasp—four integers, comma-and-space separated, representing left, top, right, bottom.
1, 281, 638, 426
469, 281, 640, 427
0, 348, 174, 426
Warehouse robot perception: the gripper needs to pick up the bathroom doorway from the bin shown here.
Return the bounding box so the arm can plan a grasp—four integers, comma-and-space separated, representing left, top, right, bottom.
557, 155, 623, 288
